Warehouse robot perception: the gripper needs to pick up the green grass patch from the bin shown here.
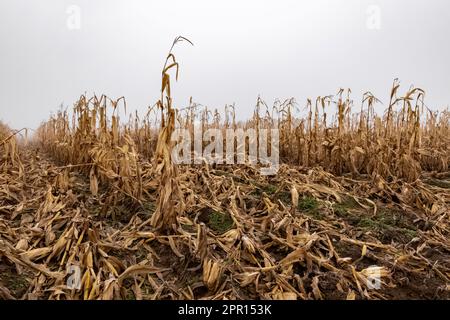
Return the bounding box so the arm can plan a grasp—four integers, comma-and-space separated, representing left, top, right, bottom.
298, 196, 324, 219
208, 211, 234, 234
357, 214, 417, 242
298, 196, 319, 211
332, 197, 359, 218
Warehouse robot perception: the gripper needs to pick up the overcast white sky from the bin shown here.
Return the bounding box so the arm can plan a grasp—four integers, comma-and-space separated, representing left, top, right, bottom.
0, 0, 449, 129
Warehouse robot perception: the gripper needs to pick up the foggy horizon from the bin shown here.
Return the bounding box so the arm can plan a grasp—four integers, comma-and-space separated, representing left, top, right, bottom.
1, 0, 450, 130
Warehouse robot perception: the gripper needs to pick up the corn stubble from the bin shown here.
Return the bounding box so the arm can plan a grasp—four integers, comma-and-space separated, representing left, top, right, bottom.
0, 40, 449, 300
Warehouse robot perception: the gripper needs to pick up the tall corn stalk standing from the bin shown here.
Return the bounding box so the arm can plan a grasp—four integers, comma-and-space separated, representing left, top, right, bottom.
148, 36, 193, 232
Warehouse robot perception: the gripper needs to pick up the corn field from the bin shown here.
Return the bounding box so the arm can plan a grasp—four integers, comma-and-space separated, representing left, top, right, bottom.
0, 38, 449, 300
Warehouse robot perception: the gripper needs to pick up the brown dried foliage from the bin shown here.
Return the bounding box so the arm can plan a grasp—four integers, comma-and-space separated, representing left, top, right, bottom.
0, 41, 449, 299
